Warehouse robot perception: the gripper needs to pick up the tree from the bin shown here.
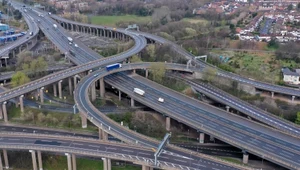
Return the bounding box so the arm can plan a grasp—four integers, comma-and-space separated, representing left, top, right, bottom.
296, 112, 300, 125
130, 54, 142, 63
149, 62, 166, 83
268, 39, 279, 49
11, 71, 30, 87
203, 67, 217, 82
146, 44, 156, 62
37, 112, 46, 123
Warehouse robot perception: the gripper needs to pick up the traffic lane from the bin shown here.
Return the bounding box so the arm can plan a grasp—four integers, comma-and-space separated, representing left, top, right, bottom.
76, 73, 241, 170
106, 73, 300, 165
129, 74, 300, 148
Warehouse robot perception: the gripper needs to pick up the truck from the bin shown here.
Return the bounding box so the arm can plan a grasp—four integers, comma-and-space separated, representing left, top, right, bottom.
106, 63, 122, 71
133, 88, 145, 96
53, 24, 57, 29
67, 37, 73, 42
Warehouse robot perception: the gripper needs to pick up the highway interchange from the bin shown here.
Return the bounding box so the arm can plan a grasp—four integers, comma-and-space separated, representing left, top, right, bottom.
0, 1, 299, 170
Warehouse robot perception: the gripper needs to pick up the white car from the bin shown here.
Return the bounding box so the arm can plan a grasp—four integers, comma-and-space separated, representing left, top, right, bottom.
74, 44, 78, 47
158, 98, 164, 103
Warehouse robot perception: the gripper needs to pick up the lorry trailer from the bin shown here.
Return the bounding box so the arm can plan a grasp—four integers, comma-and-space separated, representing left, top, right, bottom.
133, 88, 145, 96
106, 63, 122, 71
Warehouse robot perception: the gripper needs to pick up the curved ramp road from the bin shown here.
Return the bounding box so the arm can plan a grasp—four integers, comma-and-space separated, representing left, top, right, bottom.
75, 63, 300, 170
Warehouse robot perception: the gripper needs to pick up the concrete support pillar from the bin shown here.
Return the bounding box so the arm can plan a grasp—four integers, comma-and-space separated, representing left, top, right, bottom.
2, 102, 8, 122
118, 90, 121, 101
68, 77, 73, 96
72, 154, 76, 170
292, 96, 295, 102
40, 87, 44, 104
226, 106, 230, 112
35, 90, 39, 100
0, 153, 3, 170
131, 98, 135, 107
91, 82, 96, 102
73, 75, 78, 88
65, 153, 72, 170
145, 69, 149, 78
100, 78, 105, 98
19, 95, 24, 113
99, 128, 108, 141
107, 158, 111, 170
142, 165, 150, 170
3, 149, 9, 169
0, 106, 2, 119
37, 151, 43, 170
199, 133, 204, 144
53, 84, 57, 97
81, 114, 87, 128
29, 150, 38, 170
166, 117, 171, 131
209, 135, 214, 141
15, 97, 19, 108
133, 69, 136, 74
102, 158, 108, 170
58, 80, 63, 99
99, 127, 103, 140
243, 153, 249, 164
271, 92, 274, 98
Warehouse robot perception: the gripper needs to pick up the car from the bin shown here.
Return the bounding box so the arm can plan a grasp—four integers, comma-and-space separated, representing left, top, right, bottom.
29, 32, 33, 36
74, 44, 78, 47
48, 12, 51, 15
94, 74, 98, 77
69, 42, 72, 45
158, 98, 164, 103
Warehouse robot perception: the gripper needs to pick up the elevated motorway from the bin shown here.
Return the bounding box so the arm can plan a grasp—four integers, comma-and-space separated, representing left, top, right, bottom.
0, 132, 210, 170
74, 62, 300, 170
169, 73, 300, 137
50, 15, 300, 99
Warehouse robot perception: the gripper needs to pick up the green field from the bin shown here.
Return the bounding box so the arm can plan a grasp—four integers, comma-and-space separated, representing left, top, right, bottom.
91, 15, 151, 27
43, 156, 141, 170
182, 18, 208, 25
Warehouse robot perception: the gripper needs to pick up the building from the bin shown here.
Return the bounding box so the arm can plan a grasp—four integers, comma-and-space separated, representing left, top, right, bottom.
0, 23, 9, 31
282, 68, 300, 84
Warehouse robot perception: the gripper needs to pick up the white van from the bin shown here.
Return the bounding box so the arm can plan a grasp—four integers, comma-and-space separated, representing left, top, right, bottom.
158, 98, 164, 103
